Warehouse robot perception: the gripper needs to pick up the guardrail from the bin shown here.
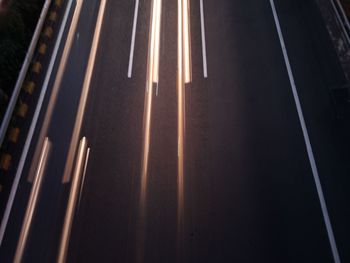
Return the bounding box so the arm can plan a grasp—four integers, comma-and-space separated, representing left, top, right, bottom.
331, 0, 350, 45
0, 0, 52, 148
0, 0, 71, 245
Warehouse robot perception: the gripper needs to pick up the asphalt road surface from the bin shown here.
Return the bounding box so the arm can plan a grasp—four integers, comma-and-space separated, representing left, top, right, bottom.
1, 0, 350, 262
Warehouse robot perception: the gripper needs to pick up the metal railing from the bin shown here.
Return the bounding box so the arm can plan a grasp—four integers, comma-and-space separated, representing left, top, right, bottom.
330, 0, 350, 45
0, 0, 52, 148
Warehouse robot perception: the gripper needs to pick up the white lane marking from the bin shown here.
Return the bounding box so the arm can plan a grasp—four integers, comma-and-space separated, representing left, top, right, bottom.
269, 1, 341, 262
183, 0, 192, 83
128, 0, 140, 78
78, 147, 90, 207
200, 0, 208, 78
0, 0, 76, 246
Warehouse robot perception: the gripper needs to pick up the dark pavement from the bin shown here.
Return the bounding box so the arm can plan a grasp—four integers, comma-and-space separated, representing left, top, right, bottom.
0, 0, 349, 262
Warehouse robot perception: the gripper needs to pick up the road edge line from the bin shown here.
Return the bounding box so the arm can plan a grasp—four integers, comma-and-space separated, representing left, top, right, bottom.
269, 1, 341, 262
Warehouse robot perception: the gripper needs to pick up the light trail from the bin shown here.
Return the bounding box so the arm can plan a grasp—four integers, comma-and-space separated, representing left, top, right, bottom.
62, 0, 106, 183
137, 1, 162, 261
177, 0, 192, 244
177, 0, 184, 230
57, 138, 88, 263
14, 138, 51, 263
140, 0, 162, 210
27, 0, 85, 184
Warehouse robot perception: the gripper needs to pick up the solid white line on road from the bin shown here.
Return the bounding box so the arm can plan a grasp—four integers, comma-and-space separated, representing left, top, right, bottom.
0, 0, 76, 246
269, 1, 341, 262
200, 0, 208, 78
128, 0, 140, 78
78, 147, 90, 207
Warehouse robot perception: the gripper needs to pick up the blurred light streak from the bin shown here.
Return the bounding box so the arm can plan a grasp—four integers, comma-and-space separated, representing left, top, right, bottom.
57, 137, 88, 263
177, 0, 184, 231
177, 1, 192, 256
137, 1, 162, 262
140, 0, 162, 208
177, 0, 192, 248
62, 0, 106, 183
27, 0, 84, 183
14, 138, 51, 263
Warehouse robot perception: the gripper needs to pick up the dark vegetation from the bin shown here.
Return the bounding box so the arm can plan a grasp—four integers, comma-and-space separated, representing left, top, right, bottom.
340, 0, 350, 18
0, 0, 44, 118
